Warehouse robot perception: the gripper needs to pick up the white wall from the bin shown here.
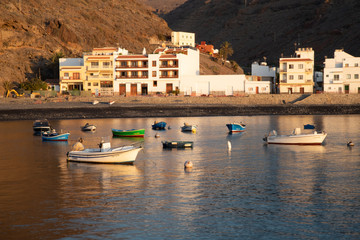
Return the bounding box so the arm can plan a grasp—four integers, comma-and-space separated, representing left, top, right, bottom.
180, 75, 246, 96
245, 80, 271, 94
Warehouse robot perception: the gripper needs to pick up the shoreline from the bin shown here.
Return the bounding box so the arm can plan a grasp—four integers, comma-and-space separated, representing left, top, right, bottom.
1, 104, 360, 121
0, 94, 359, 120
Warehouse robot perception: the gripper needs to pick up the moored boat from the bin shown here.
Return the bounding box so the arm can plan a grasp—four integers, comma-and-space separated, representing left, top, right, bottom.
42, 130, 70, 141
162, 141, 194, 148
181, 123, 197, 132
33, 119, 51, 135
304, 124, 315, 129
67, 140, 142, 164
263, 128, 327, 145
81, 123, 96, 131
226, 122, 246, 133
152, 121, 166, 130
112, 128, 145, 137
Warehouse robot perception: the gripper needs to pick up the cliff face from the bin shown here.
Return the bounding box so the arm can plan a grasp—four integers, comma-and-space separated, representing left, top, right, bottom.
164, 0, 360, 68
0, 0, 171, 83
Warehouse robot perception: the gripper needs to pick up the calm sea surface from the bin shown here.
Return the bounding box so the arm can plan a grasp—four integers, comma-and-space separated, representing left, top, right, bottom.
0, 115, 360, 239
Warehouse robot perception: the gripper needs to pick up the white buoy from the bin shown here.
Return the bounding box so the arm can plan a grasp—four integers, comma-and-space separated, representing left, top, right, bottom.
109, 101, 115, 105
184, 160, 193, 168
227, 141, 232, 151
155, 133, 160, 138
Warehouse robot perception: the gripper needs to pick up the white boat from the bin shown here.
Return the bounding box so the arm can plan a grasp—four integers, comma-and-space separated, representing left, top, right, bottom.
81, 123, 96, 131
181, 123, 197, 132
67, 141, 142, 164
263, 128, 327, 145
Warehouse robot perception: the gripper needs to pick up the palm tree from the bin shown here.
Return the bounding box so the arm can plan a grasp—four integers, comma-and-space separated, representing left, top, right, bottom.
219, 41, 234, 64
2, 80, 14, 97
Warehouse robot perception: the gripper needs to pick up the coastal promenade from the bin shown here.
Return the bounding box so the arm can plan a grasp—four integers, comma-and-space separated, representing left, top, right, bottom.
0, 94, 359, 120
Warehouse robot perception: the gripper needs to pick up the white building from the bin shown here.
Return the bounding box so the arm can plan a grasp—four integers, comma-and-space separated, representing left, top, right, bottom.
171, 31, 195, 47
114, 47, 200, 95
323, 49, 360, 94
251, 61, 276, 93
279, 48, 314, 94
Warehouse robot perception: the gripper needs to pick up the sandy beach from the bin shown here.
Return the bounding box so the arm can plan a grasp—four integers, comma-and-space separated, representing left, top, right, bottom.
0, 94, 359, 120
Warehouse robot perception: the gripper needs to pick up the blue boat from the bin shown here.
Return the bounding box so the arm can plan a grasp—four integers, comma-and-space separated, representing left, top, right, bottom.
42, 130, 70, 141
304, 124, 315, 129
152, 121, 167, 130
226, 123, 246, 133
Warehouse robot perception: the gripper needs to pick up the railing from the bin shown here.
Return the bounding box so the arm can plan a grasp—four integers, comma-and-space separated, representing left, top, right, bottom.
61, 77, 81, 80
87, 75, 113, 80
116, 76, 149, 79
160, 75, 178, 79
115, 66, 148, 69
86, 66, 113, 70
160, 65, 179, 68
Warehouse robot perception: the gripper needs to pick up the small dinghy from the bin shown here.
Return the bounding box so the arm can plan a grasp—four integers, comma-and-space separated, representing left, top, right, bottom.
42, 129, 70, 141
81, 123, 96, 131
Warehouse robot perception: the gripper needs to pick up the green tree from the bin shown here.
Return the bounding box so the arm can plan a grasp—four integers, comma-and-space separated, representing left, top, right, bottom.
49, 51, 64, 79
22, 78, 48, 91
219, 41, 234, 63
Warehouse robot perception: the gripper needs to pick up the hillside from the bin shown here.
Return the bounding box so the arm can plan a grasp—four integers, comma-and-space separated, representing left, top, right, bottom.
164, 0, 360, 68
138, 0, 188, 14
0, 0, 171, 84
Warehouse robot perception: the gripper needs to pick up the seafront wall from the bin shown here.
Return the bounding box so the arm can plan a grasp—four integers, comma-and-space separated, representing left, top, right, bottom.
0, 94, 359, 120
0, 104, 360, 121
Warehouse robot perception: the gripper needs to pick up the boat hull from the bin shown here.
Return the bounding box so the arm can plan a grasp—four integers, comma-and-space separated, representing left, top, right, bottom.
181, 125, 196, 132
67, 146, 142, 164
152, 122, 166, 130
42, 133, 70, 141
162, 141, 193, 148
266, 133, 327, 145
112, 128, 145, 137
226, 123, 245, 132
82, 126, 96, 131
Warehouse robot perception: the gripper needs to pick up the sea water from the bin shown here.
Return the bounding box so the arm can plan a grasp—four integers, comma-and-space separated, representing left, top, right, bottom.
0, 115, 359, 239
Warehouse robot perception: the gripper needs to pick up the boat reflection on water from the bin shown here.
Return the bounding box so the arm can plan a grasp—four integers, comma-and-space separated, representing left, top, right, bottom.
264, 143, 326, 154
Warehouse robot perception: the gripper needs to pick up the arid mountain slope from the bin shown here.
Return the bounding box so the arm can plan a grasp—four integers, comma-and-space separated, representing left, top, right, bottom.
165, 0, 360, 67
0, 0, 171, 83
138, 0, 188, 14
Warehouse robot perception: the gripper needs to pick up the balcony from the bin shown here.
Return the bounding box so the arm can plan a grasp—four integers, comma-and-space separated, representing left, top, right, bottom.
116, 76, 149, 79
160, 64, 179, 68
160, 75, 178, 79
87, 75, 113, 80
115, 65, 148, 69
60, 77, 81, 81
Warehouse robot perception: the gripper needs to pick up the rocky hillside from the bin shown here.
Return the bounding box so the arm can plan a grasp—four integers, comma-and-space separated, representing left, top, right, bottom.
164, 0, 360, 68
138, 0, 188, 14
0, 0, 171, 84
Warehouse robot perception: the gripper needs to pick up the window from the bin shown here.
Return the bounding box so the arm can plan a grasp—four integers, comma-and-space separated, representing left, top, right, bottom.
152, 71, 156, 77
153, 81, 157, 87
355, 63, 359, 67
142, 71, 148, 77
326, 75, 329, 77
88, 83, 91, 86
289, 75, 294, 80
73, 72, 80, 79
173, 60, 178, 66
346, 74, 351, 79
298, 64, 304, 69
162, 61, 168, 67
131, 61, 138, 67
121, 71, 126, 77
162, 71, 168, 77
334, 74, 339, 80
93, 82, 99, 86
121, 61, 127, 67
298, 75, 303, 80
101, 81, 113, 88
152, 61, 156, 67
143, 61, 148, 67
289, 64, 294, 69
91, 62, 99, 68
345, 63, 349, 67
355, 74, 359, 79
103, 62, 111, 68
131, 71, 138, 77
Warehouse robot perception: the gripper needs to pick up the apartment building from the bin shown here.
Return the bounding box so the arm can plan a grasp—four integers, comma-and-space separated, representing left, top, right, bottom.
323, 49, 360, 94
114, 47, 200, 96
279, 48, 314, 94
59, 58, 85, 92
171, 31, 195, 47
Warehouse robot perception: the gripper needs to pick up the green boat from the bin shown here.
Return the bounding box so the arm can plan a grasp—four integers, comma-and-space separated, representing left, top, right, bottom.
112, 128, 145, 137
